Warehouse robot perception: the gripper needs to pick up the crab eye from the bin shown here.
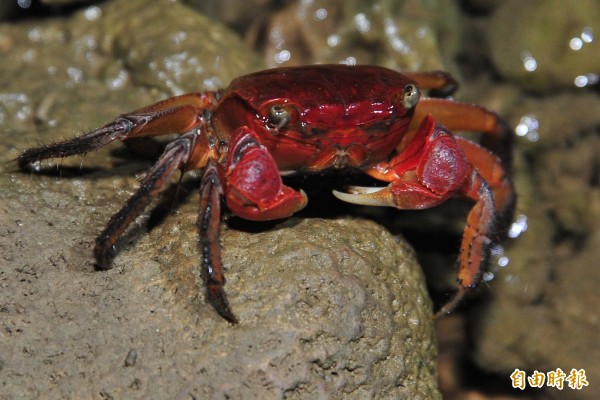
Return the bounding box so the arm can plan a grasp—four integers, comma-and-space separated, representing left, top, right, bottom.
268, 105, 291, 129
402, 84, 420, 109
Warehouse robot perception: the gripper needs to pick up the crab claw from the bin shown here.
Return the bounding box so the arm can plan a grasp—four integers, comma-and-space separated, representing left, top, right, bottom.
334, 178, 452, 210
226, 127, 308, 221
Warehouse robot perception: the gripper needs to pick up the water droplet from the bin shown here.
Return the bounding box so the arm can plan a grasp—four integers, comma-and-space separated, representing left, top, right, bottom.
340, 57, 357, 66
574, 73, 599, 88
67, 67, 83, 84
483, 272, 495, 282
569, 37, 583, 51
315, 8, 327, 21
520, 51, 537, 72
327, 34, 340, 47
354, 13, 371, 33
581, 27, 594, 43
84, 6, 102, 21
508, 214, 528, 238
107, 69, 129, 90
515, 115, 540, 142
274, 49, 291, 64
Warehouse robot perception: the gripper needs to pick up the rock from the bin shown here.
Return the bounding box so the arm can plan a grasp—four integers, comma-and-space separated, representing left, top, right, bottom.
0, 180, 441, 398
246, 0, 461, 73
40, 0, 95, 5
488, 0, 600, 92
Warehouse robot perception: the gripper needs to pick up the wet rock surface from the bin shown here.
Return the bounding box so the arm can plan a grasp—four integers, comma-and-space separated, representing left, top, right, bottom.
489, 0, 600, 92
1, 190, 438, 398
244, 0, 461, 72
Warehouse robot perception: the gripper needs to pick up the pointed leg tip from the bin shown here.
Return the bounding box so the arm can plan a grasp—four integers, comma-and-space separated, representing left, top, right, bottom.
16, 157, 28, 170
221, 310, 239, 325
214, 302, 239, 324
93, 244, 115, 271
94, 258, 113, 271
207, 285, 238, 324
432, 286, 468, 319
432, 307, 450, 320
15, 151, 39, 171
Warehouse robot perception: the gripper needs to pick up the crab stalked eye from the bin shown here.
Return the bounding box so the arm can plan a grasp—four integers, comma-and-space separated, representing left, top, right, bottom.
402, 84, 420, 109
268, 105, 291, 129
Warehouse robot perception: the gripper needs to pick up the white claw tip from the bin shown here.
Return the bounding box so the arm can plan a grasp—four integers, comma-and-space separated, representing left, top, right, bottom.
332, 187, 394, 207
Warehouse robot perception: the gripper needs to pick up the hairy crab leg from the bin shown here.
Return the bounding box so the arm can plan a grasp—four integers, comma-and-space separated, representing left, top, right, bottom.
454, 137, 515, 225
404, 70, 508, 141
413, 98, 514, 166
457, 172, 496, 286
17, 92, 217, 169
94, 131, 200, 267
413, 98, 510, 139
18, 92, 241, 321
432, 169, 497, 318
198, 159, 237, 323
402, 71, 513, 163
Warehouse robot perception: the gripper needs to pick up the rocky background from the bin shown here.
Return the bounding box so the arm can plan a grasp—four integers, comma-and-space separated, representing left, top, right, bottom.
1, 1, 599, 399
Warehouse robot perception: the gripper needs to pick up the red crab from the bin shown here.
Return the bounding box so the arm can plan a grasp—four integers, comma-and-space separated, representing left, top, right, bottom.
18, 65, 515, 323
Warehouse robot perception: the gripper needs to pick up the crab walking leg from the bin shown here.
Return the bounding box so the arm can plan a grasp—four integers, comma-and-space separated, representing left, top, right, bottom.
414, 98, 509, 137
198, 159, 237, 323
460, 177, 496, 287
17, 92, 217, 169
401, 69, 511, 149
455, 136, 515, 223
412, 98, 513, 162
401, 70, 459, 97
434, 172, 496, 316
94, 132, 199, 268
